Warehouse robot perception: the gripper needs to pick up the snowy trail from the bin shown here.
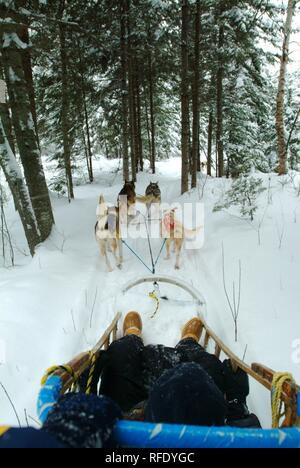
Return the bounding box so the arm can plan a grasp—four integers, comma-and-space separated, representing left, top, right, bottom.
1, 158, 300, 429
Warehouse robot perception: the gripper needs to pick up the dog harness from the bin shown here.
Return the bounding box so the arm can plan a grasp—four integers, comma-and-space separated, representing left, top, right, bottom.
107, 209, 118, 233
163, 212, 175, 233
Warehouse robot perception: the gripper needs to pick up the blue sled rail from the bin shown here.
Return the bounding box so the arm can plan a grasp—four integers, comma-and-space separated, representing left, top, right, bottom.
38, 375, 300, 448
113, 420, 300, 449
38, 375, 63, 425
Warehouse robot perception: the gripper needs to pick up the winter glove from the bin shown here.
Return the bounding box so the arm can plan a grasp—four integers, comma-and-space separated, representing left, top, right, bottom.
124, 400, 147, 421
43, 393, 122, 448
226, 399, 250, 421
223, 359, 249, 403
227, 411, 262, 428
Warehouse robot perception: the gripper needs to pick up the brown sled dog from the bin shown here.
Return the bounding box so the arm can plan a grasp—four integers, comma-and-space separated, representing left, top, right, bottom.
118, 181, 136, 210
118, 180, 156, 221
161, 209, 201, 270
95, 195, 123, 272
145, 182, 161, 218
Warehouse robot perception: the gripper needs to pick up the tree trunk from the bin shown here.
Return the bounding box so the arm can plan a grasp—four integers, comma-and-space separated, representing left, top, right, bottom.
0, 113, 40, 256
181, 0, 190, 195
18, 26, 40, 149
1, 76, 17, 212
1, 21, 54, 241
132, 55, 140, 174
286, 105, 300, 155
126, 0, 136, 181
128, 69, 136, 181
188, 101, 192, 175
82, 87, 93, 183
144, 86, 152, 163
0, 65, 15, 156
78, 42, 93, 183
81, 126, 90, 179
216, 23, 224, 178
120, 0, 130, 181
207, 112, 213, 176
148, 52, 156, 174
191, 0, 200, 189
276, 0, 297, 176
135, 66, 143, 172
59, 18, 74, 201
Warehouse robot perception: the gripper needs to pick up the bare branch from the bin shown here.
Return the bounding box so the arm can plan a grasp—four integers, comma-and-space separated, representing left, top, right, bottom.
90, 288, 98, 329
0, 381, 21, 428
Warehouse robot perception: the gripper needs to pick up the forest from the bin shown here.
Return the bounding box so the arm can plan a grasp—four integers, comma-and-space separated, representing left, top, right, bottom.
0, 0, 299, 257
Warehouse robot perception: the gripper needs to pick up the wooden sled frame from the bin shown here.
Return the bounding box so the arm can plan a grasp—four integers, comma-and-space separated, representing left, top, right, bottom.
37, 275, 300, 447
196, 317, 300, 428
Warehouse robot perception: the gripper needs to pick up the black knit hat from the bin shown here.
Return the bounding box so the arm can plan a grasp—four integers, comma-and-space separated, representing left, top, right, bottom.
145, 362, 227, 426
43, 393, 122, 448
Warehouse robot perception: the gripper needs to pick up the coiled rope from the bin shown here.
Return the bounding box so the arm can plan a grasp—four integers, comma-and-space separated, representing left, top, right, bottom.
271, 372, 296, 428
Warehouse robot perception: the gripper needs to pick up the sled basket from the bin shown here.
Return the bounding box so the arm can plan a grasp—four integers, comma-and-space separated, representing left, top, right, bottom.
37, 275, 300, 448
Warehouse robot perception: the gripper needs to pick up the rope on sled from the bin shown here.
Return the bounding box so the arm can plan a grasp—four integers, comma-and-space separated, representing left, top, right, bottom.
41, 365, 76, 387
271, 372, 296, 428
85, 352, 97, 395
149, 290, 160, 319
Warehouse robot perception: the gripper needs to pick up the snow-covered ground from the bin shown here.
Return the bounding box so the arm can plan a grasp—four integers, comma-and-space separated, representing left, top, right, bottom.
1, 157, 300, 429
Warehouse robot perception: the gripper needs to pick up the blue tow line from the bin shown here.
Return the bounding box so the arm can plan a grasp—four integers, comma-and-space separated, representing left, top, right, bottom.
122, 238, 166, 275
122, 240, 154, 275
122, 213, 166, 275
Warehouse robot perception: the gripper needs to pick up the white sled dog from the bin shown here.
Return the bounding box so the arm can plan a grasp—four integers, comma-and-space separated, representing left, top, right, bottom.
95, 195, 123, 272
161, 208, 201, 270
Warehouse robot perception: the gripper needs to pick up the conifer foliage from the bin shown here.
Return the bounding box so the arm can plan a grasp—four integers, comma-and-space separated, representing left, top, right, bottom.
0, 1, 299, 255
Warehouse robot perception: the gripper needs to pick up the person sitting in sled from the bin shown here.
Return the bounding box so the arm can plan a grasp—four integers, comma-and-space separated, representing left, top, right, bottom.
83, 311, 261, 428
0, 313, 260, 448
0, 358, 227, 448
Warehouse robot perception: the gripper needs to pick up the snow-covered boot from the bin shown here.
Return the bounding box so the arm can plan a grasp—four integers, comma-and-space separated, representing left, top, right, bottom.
123, 311, 143, 337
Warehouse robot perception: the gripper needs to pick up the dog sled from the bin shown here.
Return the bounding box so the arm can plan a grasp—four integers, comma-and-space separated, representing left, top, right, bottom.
37, 275, 300, 448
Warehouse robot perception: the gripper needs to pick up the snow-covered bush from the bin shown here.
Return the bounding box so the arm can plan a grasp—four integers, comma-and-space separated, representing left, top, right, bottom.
214, 176, 266, 221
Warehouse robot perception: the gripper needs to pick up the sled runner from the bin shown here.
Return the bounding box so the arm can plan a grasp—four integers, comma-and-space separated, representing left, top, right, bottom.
37, 275, 300, 448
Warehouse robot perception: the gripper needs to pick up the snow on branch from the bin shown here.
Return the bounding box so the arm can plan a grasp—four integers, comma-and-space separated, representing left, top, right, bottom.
19, 8, 80, 27
2, 32, 28, 50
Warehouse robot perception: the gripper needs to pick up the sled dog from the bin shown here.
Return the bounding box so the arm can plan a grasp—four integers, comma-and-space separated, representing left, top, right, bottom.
118, 181, 136, 211
161, 209, 201, 270
144, 182, 161, 218
95, 195, 123, 272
